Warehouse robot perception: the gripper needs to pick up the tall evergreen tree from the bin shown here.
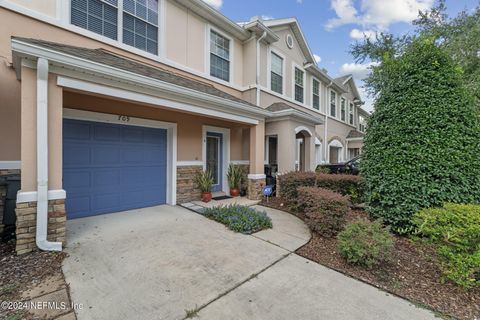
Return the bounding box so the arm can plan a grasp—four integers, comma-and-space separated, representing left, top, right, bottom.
362, 38, 480, 231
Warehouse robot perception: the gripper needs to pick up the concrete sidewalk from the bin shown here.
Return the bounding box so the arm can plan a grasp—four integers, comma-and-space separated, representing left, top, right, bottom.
63, 205, 436, 320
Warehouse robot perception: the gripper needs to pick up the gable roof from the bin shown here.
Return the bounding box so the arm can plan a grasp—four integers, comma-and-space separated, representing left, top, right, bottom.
261, 18, 316, 65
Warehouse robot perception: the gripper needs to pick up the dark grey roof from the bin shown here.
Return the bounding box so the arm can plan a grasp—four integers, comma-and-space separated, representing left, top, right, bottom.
266, 102, 293, 112
13, 37, 259, 108
346, 130, 364, 139
333, 75, 351, 89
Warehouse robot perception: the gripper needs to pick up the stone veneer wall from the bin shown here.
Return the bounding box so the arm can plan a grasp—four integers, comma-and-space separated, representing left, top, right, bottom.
247, 178, 265, 200
177, 165, 203, 203
15, 199, 66, 255
0, 169, 21, 236
236, 164, 250, 195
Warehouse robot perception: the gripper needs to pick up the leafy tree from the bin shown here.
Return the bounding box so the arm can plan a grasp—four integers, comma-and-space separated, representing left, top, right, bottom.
361, 38, 480, 231
351, 1, 480, 108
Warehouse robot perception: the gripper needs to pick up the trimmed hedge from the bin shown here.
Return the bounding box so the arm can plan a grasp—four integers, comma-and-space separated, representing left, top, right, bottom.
278, 172, 364, 210
316, 173, 364, 204
297, 187, 350, 237
413, 203, 480, 288
361, 39, 480, 231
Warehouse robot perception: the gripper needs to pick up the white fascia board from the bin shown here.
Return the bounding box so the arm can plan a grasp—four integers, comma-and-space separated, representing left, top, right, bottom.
58, 77, 260, 125
268, 109, 324, 125
11, 39, 271, 120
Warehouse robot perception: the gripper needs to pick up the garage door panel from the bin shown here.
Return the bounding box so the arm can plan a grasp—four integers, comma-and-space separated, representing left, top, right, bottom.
64, 146, 91, 167
144, 129, 167, 145
92, 146, 121, 165
63, 122, 91, 140
122, 146, 146, 163
63, 170, 92, 189
94, 124, 122, 141
93, 169, 121, 188
122, 127, 144, 142
67, 196, 92, 218
63, 119, 168, 219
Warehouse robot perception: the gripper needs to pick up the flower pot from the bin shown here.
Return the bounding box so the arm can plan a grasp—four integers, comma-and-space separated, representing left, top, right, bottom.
201, 192, 212, 203
230, 188, 240, 197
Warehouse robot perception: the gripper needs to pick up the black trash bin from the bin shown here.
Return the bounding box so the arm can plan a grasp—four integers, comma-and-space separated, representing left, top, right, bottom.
1, 174, 21, 241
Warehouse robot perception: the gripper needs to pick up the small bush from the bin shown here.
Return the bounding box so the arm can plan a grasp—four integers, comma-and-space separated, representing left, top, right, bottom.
413, 203, 480, 288
316, 174, 364, 204
202, 204, 272, 234
337, 219, 394, 268
298, 187, 350, 237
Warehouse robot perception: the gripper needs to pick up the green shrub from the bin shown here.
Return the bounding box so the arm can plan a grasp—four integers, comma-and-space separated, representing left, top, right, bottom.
278, 172, 316, 210
297, 187, 350, 237
413, 203, 480, 288
202, 204, 272, 234
278, 172, 364, 210
316, 174, 364, 204
361, 39, 480, 231
337, 219, 395, 267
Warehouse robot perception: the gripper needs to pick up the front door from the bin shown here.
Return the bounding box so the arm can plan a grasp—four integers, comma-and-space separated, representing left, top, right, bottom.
206, 132, 223, 192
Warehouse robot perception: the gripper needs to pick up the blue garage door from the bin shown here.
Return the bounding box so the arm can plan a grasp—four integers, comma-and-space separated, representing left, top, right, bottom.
63, 119, 167, 219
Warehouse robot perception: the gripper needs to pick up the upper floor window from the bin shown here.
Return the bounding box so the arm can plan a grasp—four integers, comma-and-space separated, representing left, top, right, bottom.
71, 0, 159, 54
340, 98, 346, 121
210, 30, 230, 82
71, 0, 118, 40
359, 115, 366, 132
123, 0, 159, 55
294, 67, 304, 103
312, 79, 320, 110
330, 91, 336, 117
270, 52, 283, 94
349, 102, 354, 125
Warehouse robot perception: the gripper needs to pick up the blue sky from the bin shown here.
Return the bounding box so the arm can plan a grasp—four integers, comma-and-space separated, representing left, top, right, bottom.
203, 0, 477, 111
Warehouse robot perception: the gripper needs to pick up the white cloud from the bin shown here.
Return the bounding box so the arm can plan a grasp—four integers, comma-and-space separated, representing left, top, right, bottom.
314, 54, 322, 64
261, 15, 274, 21
349, 28, 377, 40
326, 0, 433, 30
202, 0, 223, 10
340, 62, 378, 80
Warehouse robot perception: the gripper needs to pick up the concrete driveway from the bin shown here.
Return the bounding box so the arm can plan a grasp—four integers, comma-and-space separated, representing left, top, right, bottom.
63, 205, 436, 320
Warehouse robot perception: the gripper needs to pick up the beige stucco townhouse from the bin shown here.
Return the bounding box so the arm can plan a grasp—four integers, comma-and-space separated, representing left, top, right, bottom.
0, 0, 368, 254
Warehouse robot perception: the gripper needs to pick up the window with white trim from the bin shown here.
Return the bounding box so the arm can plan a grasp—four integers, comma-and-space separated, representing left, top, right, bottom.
294, 67, 304, 103
123, 0, 159, 55
210, 30, 230, 82
330, 91, 336, 117
349, 102, 354, 125
270, 52, 283, 94
359, 115, 366, 132
71, 0, 159, 54
312, 79, 320, 110
71, 0, 118, 40
341, 97, 346, 121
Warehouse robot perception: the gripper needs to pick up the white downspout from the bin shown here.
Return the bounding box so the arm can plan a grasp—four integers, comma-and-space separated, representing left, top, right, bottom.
256, 31, 267, 106
36, 58, 62, 252
324, 81, 333, 163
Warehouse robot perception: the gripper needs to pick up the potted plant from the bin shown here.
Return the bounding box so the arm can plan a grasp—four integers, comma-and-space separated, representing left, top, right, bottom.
227, 164, 242, 197
195, 170, 214, 202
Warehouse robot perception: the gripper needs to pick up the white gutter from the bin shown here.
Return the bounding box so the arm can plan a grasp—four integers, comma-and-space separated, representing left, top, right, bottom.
35, 57, 62, 252
256, 31, 267, 106
324, 81, 333, 164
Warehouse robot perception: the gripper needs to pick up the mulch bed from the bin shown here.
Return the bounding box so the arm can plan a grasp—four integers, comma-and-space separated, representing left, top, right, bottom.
0, 241, 67, 320
261, 198, 480, 320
